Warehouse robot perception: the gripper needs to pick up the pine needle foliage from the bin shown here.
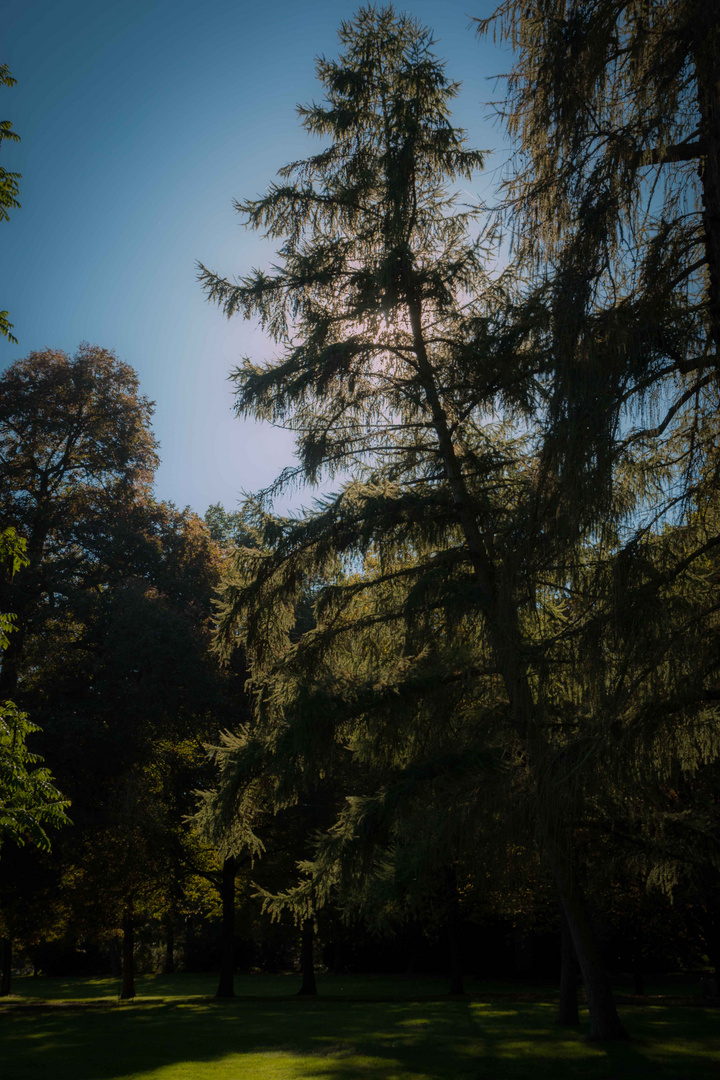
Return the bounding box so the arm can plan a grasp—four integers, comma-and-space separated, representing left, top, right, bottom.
477, 0, 720, 796
194, 6, 541, 920
198, 6, 534, 491
198, 4, 619, 1014
474, 0, 720, 958
199, 3, 720, 1040
477, 0, 719, 525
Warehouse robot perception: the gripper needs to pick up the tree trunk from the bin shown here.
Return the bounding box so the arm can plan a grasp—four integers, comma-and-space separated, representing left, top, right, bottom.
446, 867, 465, 995
327, 939, 343, 975
164, 923, 175, 975
108, 936, 121, 977
632, 926, 644, 996
184, 915, 196, 971
447, 920, 464, 996
555, 868, 628, 1041
558, 903, 579, 1025
120, 913, 135, 1000
696, 896, 720, 986
513, 928, 533, 976
216, 856, 236, 998
409, 286, 628, 1041
297, 918, 317, 996
0, 937, 12, 997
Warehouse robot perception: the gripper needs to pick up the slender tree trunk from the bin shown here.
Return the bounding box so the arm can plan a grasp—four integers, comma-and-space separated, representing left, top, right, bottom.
120, 913, 135, 1000
216, 856, 236, 998
446, 867, 464, 995
328, 939, 343, 975
0, 937, 12, 997
632, 925, 644, 997
184, 915, 195, 971
108, 937, 121, 977
297, 918, 317, 996
697, 898, 720, 986
447, 922, 464, 995
558, 903, 579, 1025
555, 868, 628, 1041
408, 286, 628, 1041
164, 923, 175, 975
513, 927, 533, 976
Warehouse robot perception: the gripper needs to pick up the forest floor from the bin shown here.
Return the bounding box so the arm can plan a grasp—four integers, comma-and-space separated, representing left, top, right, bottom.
1, 974, 718, 1080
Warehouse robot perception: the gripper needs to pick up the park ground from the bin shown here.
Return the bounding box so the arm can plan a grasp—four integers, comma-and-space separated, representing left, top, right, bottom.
1, 974, 718, 1080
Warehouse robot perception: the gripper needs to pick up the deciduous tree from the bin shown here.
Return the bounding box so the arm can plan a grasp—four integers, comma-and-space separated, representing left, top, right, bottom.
0, 527, 69, 996
0, 344, 159, 701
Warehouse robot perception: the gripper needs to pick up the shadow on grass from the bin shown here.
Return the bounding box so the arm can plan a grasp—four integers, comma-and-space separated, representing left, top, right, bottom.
2, 996, 719, 1080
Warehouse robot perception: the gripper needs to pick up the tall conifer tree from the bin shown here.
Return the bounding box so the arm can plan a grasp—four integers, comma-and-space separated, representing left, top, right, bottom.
477, 0, 720, 1012
200, 6, 631, 1039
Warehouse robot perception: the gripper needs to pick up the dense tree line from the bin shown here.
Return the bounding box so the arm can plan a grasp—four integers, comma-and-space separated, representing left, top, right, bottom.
0, 346, 251, 996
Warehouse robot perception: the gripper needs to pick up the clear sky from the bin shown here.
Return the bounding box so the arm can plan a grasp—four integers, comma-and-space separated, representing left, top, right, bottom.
2, 0, 512, 516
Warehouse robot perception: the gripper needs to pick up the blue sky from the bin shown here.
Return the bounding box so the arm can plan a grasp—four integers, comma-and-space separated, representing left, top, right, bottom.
2, 0, 512, 516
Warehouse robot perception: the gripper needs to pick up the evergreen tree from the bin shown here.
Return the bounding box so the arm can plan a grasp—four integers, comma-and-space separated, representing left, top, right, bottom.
475, 0, 720, 1022
201, 6, 629, 1039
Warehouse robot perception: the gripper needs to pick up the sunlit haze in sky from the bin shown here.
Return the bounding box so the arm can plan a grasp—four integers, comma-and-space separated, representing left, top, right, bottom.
3, 0, 512, 517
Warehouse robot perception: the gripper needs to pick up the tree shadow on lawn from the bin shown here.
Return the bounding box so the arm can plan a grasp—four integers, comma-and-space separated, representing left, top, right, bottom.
1, 998, 718, 1080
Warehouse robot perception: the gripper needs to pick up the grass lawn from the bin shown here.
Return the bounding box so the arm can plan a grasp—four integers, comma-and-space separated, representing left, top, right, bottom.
1, 975, 717, 1080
